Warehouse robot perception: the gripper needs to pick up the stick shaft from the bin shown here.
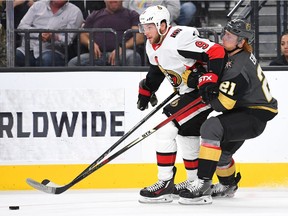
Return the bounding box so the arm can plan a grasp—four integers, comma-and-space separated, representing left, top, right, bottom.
27, 95, 202, 194
62, 97, 203, 190
71, 91, 177, 181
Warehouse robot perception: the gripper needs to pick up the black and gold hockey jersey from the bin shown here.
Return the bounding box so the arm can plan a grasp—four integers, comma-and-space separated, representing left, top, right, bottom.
211, 50, 278, 121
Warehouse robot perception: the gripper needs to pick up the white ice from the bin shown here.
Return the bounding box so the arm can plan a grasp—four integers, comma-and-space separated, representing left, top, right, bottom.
1, 188, 288, 216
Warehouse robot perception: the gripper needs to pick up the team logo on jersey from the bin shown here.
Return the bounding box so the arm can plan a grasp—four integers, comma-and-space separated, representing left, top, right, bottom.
155, 56, 182, 88
225, 60, 233, 69
158, 65, 182, 87
170, 28, 182, 38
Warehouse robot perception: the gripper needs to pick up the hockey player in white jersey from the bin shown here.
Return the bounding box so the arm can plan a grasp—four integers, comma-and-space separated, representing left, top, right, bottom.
137, 5, 227, 203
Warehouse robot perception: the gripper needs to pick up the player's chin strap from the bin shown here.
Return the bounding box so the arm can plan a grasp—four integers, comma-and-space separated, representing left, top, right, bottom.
157, 26, 171, 44
156, 32, 166, 45
227, 46, 241, 54
227, 36, 246, 54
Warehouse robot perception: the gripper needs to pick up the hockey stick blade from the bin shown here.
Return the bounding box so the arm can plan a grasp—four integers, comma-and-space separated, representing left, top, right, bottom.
25, 91, 177, 194
26, 97, 202, 194
26, 178, 56, 194
26, 177, 74, 195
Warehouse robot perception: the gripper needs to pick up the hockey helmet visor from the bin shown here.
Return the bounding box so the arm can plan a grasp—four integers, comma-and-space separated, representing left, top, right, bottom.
139, 5, 171, 35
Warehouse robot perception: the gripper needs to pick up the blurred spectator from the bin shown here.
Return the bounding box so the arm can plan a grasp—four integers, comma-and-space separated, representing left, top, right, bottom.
0, 0, 5, 66
175, 1, 196, 26
269, 32, 288, 66
176, 1, 205, 27
70, 0, 105, 19
15, 0, 84, 67
68, 0, 144, 66
0, 0, 35, 67
1, 1, 35, 30
123, 0, 180, 25
15, 1, 35, 25
68, 0, 106, 59
15, 1, 35, 47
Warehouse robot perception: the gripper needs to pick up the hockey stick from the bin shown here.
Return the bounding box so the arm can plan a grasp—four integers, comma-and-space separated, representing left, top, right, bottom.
26, 91, 177, 189
26, 96, 202, 194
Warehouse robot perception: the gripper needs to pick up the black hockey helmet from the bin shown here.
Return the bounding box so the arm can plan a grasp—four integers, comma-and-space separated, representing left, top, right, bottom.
222, 19, 255, 44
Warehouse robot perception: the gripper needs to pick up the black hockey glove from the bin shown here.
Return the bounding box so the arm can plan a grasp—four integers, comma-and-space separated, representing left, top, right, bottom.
198, 72, 219, 103
137, 79, 158, 111
182, 62, 206, 88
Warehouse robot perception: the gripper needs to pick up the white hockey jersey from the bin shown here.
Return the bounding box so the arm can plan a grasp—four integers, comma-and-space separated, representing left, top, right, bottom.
145, 25, 225, 95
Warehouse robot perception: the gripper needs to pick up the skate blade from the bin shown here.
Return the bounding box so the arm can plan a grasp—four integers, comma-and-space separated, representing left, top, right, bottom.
212, 193, 235, 198
178, 195, 212, 205
138, 194, 173, 204
172, 194, 180, 200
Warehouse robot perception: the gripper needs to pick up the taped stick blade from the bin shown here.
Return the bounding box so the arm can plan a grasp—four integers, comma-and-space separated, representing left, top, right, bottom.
26, 178, 56, 194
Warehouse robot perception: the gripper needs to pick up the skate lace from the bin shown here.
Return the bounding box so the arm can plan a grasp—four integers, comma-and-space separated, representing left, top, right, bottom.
186, 179, 204, 193
212, 183, 229, 193
175, 180, 190, 191
146, 180, 166, 192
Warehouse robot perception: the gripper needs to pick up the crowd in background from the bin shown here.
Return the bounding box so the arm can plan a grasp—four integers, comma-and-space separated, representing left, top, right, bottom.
0, 0, 287, 67
0, 0, 208, 67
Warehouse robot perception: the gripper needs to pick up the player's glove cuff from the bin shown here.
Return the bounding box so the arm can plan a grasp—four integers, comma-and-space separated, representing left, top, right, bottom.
198, 72, 218, 87
137, 79, 158, 111
198, 72, 219, 103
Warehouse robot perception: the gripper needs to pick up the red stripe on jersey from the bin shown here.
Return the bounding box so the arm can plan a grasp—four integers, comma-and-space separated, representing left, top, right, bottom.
175, 101, 207, 122
207, 43, 226, 59
201, 142, 221, 150
157, 152, 177, 165
183, 159, 198, 170
229, 159, 235, 167
217, 159, 235, 170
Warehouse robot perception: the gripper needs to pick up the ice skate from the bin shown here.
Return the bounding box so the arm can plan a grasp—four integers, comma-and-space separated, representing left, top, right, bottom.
138, 167, 176, 203
178, 178, 212, 205
172, 180, 192, 199
211, 183, 238, 198
212, 172, 241, 198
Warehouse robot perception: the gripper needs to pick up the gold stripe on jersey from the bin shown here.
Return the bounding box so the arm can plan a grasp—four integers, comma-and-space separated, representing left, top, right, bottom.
199, 145, 221, 161
218, 92, 236, 110
248, 106, 278, 113
216, 163, 236, 177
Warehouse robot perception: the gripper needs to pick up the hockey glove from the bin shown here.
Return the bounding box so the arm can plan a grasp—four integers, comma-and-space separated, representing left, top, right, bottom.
137, 79, 158, 111
182, 62, 206, 88
198, 72, 219, 103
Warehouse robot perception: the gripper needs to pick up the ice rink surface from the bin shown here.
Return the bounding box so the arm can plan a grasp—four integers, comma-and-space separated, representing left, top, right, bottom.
1, 188, 288, 216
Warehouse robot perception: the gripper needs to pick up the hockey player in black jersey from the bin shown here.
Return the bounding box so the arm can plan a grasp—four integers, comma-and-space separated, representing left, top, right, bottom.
178, 19, 278, 205
136, 5, 227, 203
